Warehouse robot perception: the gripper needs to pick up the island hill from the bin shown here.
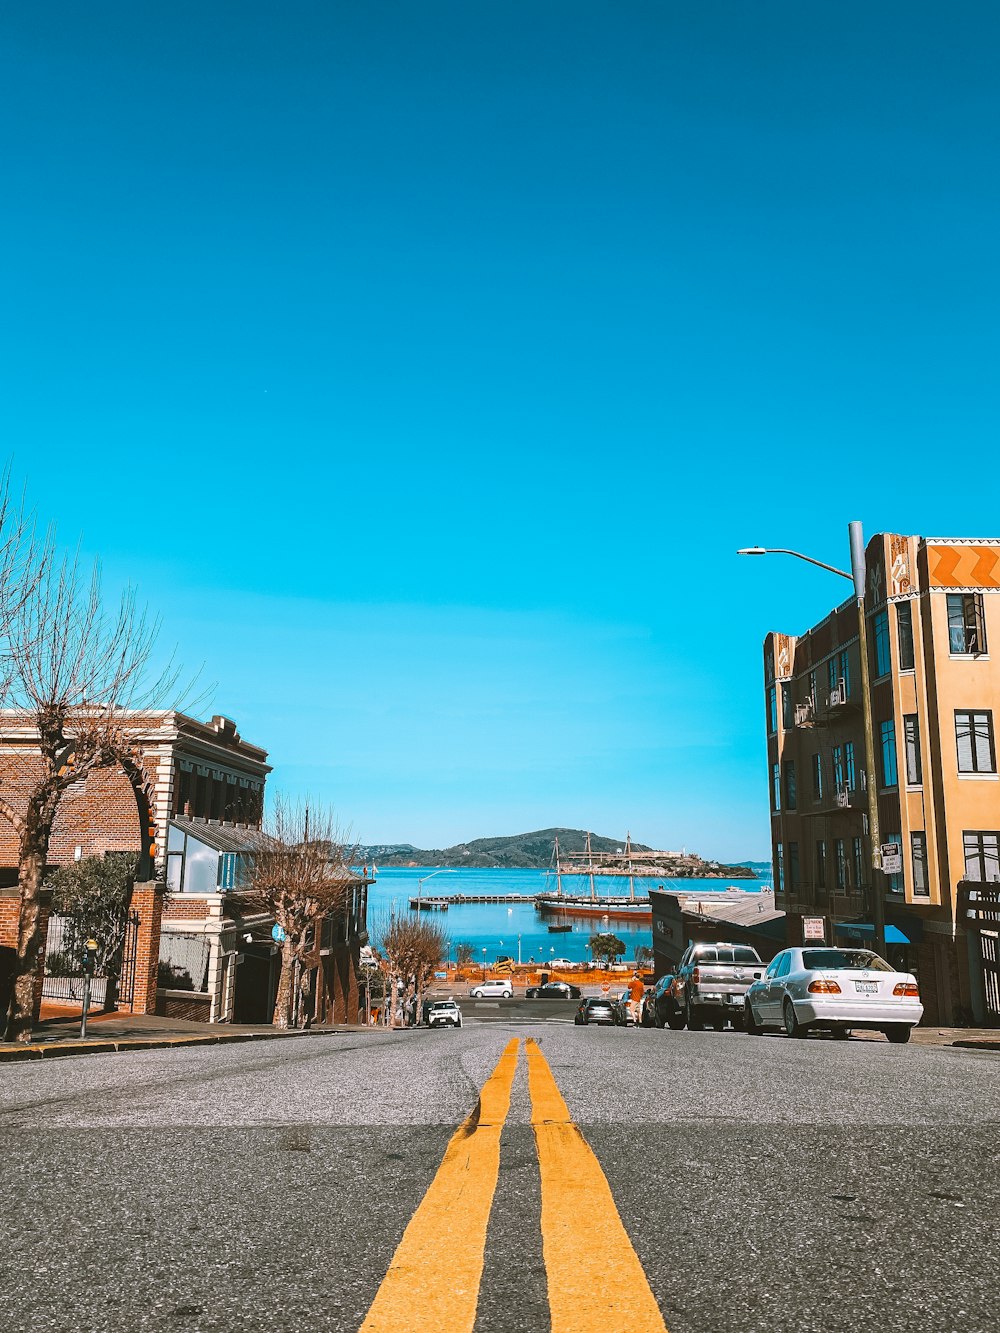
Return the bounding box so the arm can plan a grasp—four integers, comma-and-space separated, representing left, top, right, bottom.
362, 827, 757, 878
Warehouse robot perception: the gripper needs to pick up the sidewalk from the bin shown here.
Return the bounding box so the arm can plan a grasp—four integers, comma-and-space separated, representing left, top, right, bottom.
0, 1010, 369, 1062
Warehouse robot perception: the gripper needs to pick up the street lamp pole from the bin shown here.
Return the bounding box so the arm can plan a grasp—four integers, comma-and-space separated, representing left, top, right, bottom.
739, 522, 886, 958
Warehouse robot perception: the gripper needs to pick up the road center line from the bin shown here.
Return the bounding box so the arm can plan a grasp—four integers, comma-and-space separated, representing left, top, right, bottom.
358, 1038, 519, 1333
525, 1038, 669, 1333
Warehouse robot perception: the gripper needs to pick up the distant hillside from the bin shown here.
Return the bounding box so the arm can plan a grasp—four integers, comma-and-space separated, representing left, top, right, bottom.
355, 828, 764, 875
364, 827, 650, 870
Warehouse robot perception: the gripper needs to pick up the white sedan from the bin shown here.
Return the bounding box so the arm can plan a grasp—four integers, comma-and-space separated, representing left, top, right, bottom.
744, 946, 923, 1043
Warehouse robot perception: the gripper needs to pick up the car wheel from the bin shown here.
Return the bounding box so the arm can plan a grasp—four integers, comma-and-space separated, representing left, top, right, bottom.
744, 1001, 761, 1035
666, 1012, 686, 1031
831, 1026, 850, 1040
783, 999, 808, 1039
884, 1024, 912, 1045
686, 1000, 703, 1031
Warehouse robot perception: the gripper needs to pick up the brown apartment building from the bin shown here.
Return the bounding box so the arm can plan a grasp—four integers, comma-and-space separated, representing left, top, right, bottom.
764, 533, 1000, 1027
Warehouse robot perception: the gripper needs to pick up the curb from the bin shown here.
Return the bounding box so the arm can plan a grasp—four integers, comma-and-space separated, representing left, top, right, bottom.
0, 1027, 360, 1063
951, 1039, 1000, 1052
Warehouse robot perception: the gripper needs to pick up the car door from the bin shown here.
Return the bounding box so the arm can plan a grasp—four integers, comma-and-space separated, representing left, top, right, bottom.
756, 952, 787, 1023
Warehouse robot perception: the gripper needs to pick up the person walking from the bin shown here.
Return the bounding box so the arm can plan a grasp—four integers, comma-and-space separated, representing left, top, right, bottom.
627, 971, 645, 1025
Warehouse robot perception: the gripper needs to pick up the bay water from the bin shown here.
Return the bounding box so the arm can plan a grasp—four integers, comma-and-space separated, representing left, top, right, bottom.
368, 866, 772, 967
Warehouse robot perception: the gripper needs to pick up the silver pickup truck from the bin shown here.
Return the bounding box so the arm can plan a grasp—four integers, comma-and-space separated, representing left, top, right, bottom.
673, 942, 765, 1030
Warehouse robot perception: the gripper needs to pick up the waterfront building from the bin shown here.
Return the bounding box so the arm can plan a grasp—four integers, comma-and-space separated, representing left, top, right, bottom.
763, 533, 1000, 1025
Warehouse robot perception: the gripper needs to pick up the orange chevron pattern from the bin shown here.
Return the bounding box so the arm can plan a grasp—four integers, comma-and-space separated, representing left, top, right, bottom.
928, 544, 1000, 588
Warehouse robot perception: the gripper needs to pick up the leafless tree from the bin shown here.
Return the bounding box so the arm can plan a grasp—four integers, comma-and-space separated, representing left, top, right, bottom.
370, 911, 449, 1027
0, 542, 183, 1042
236, 797, 362, 1029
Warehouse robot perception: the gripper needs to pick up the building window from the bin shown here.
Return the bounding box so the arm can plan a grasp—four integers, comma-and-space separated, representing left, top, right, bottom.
873, 610, 891, 677
781, 681, 794, 729
783, 760, 797, 811
896, 602, 915, 671
775, 843, 785, 893
834, 838, 846, 891
767, 685, 777, 735
880, 719, 898, 788
884, 832, 903, 893
831, 745, 844, 792
845, 741, 857, 791
911, 832, 929, 896
808, 670, 817, 708
852, 836, 865, 892
955, 710, 996, 774
765, 647, 775, 683
827, 657, 838, 693
788, 842, 800, 891
839, 648, 851, 698
815, 840, 827, 888
811, 752, 823, 802
947, 593, 986, 656
964, 832, 1000, 882
904, 714, 922, 785
771, 762, 781, 811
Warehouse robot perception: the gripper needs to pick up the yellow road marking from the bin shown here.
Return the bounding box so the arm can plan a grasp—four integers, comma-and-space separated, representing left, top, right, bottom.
526, 1038, 669, 1333
358, 1038, 519, 1333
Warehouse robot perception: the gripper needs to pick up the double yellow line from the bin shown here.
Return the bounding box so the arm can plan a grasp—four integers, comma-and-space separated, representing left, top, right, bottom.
359, 1037, 667, 1333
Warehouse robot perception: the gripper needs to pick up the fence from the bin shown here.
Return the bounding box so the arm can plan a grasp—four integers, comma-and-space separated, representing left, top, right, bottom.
42, 911, 139, 1009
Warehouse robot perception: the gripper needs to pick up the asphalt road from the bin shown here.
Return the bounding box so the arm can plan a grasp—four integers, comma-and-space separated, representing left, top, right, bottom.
1, 1020, 998, 1333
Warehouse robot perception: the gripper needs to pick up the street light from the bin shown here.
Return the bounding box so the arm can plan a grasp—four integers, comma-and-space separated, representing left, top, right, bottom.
416, 867, 455, 910
739, 521, 886, 958
481, 947, 487, 981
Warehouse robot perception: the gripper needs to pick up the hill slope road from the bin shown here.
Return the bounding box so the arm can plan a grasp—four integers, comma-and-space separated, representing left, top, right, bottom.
1, 1025, 997, 1333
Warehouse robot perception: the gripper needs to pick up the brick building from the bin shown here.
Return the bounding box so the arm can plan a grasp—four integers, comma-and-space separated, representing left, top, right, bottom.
763, 532, 1000, 1026
0, 710, 369, 1027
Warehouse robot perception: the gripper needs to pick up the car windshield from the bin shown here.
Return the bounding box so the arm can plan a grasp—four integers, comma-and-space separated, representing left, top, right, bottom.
801, 949, 893, 972
431, 1002, 456, 1010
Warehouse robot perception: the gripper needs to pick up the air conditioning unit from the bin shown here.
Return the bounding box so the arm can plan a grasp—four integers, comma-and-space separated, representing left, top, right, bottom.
836, 787, 850, 808
828, 685, 845, 708
794, 700, 813, 726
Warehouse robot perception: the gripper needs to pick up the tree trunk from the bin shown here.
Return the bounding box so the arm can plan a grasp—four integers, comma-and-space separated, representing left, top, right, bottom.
272, 937, 296, 1028
6, 835, 49, 1043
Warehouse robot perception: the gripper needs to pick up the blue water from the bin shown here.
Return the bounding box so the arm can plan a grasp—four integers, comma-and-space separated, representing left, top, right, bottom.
368, 866, 771, 966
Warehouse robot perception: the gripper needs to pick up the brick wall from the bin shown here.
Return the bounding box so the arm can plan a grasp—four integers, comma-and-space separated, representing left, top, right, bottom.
130, 881, 163, 1015
156, 989, 212, 1023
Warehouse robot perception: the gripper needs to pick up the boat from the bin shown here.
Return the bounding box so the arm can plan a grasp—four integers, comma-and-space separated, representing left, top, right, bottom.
547, 923, 572, 933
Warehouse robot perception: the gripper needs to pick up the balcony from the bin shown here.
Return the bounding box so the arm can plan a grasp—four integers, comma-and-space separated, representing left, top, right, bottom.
812, 680, 860, 726
802, 783, 865, 817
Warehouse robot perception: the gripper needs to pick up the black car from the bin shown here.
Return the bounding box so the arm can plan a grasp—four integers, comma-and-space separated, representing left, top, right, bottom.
574, 996, 623, 1026
525, 980, 582, 999
652, 973, 684, 1029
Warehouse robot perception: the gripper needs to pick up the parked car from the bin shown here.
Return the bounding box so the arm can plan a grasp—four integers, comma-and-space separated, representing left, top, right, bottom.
673, 942, 765, 1030
744, 946, 923, 1043
639, 988, 657, 1028
575, 995, 623, 1026
547, 958, 575, 969
526, 980, 582, 999
651, 973, 684, 1030
426, 1000, 463, 1029
469, 979, 514, 998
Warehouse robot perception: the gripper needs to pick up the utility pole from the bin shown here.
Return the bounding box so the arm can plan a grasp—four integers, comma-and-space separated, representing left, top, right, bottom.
849, 521, 886, 959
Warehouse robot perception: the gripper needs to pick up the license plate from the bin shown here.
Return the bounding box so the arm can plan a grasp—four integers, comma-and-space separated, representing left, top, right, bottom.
728, 994, 743, 1004
855, 981, 878, 994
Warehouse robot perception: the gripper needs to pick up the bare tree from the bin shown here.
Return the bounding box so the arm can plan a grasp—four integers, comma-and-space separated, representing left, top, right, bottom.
371, 911, 449, 1027
236, 797, 361, 1029
0, 542, 183, 1042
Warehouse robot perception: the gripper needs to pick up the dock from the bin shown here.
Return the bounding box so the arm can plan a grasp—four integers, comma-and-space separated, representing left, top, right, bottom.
408, 893, 535, 909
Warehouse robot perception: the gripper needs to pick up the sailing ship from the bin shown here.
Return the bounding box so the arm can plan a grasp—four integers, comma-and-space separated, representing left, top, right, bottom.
535, 833, 654, 923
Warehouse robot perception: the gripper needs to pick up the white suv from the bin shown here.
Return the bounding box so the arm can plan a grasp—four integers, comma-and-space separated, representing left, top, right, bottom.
427, 1000, 463, 1028
469, 979, 514, 999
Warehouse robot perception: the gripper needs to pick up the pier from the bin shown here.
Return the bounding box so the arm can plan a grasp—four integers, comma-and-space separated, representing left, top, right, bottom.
408, 893, 536, 910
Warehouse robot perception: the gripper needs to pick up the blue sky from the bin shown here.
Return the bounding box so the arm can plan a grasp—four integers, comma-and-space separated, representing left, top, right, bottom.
2, 3, 999, 858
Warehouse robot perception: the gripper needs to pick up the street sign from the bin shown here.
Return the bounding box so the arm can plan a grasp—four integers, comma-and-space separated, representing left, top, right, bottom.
271, 923, 286, 943
880, 844, 903, 874
802, 916, 826, 942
